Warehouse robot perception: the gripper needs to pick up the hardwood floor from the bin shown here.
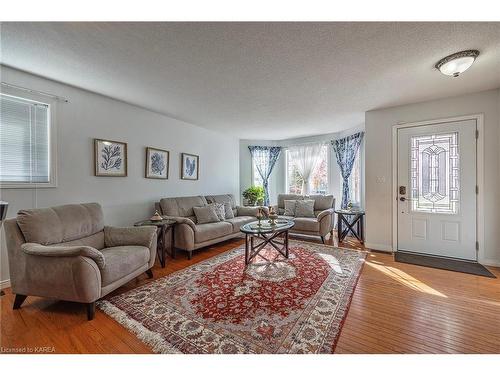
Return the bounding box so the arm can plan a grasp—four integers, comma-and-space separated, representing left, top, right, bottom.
1, 233, 499, 354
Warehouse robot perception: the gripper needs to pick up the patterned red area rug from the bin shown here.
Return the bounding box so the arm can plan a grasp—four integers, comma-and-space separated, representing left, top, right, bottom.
98, 240, 366, 354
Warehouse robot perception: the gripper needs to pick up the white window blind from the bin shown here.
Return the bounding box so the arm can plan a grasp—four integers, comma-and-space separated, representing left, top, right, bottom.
0, 94, 50, 183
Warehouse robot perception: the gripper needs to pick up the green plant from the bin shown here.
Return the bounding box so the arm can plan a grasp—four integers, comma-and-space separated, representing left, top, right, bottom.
242, 186, 265, 206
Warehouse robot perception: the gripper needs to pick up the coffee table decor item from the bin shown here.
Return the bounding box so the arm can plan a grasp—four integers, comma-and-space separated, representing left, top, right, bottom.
150, 210, 163, 222
94, 138, 127, 177
267, 206, 279, 226
134, 218, 176, 268
98, 240, 366, 353
241, 219, 294, 265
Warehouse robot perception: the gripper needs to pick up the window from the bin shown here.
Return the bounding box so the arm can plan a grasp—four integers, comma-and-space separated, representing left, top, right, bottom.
0, 93, 55, 187
286, 144, 328, 195
252, 160, 263, 187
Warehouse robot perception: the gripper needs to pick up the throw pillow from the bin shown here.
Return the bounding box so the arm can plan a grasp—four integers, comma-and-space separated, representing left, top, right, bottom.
283, 200, 297, 216
193, 205, 220, 224
295, 200, 315, 218
209, 203, 226, 221
223, 202, 235, 219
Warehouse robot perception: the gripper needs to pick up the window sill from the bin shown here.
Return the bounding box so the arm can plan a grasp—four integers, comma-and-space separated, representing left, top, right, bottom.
0, 182, 57, 189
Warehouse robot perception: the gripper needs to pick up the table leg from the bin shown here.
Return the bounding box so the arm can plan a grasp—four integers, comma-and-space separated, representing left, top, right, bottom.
159, 226, 166, 268
245, 234, 249, 265
337, 213, 343, 242
360, 215, 364, 243
171, 225, 176, 259
285, 230, 289, 258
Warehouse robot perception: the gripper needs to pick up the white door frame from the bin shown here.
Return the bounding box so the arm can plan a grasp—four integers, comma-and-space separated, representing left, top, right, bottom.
391, 114, 484, 262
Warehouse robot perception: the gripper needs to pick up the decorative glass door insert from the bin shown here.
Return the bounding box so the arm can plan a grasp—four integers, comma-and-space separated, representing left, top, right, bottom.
410, 132, 459, 214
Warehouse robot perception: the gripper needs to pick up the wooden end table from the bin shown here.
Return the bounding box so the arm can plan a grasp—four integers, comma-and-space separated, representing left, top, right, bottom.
134, 218, 176, 268
240, 219, 295, 265
335, 209, 365, 243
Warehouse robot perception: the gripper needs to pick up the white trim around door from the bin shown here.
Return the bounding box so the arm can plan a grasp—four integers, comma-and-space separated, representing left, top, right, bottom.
391, 114, 484, 262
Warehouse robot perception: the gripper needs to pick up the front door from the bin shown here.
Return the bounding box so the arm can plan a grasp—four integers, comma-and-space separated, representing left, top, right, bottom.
397, 119, 477, 260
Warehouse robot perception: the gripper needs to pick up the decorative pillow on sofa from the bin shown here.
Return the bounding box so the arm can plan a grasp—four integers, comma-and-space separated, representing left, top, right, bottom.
209, 203, 226, 221
223, 202, 234, 219
193, 205, 220, 224
283, 200, 297, 216
295, 200, 315, 218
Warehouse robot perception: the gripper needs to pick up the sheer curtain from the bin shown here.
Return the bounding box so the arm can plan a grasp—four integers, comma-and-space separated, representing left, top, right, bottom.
248, 146, 282, 205
288, 143, 324, 195
332, 132, 364, 208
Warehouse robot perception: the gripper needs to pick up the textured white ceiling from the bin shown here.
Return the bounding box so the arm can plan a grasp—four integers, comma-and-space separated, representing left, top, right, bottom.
1, 22, 499, 139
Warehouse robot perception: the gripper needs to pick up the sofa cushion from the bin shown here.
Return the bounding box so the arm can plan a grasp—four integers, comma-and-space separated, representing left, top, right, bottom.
159, 196, 207, 217
100, 245, 150, 286
224, 202, 235, 219
17, 203, 104, 245
308, 195, 335, 210
293, 217, 320, 232
284, 200, 297, 216
237, 206, 260, 217
205, 194, 236, 209
277, 194, 304, 209
295, 200, 315, 218
225, 216, 255, 233
194, 222, 233, 243
193, 205, 221, 224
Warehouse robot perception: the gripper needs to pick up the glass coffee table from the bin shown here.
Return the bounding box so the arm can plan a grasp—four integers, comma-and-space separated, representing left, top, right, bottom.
240, 219, 295, 265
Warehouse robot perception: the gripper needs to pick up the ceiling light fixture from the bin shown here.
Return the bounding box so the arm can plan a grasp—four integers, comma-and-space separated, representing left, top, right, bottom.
435, 50, 480, 77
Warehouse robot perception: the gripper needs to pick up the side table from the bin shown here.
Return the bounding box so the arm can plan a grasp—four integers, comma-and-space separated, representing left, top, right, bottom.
335, 209, 365, 243
134, 218, 176, 268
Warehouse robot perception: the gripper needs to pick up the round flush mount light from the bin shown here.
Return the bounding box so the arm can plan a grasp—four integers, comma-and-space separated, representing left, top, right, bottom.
435, 50, 480, 77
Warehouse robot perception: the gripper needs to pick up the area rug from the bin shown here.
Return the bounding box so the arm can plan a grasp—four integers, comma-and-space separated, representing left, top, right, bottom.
98, 240, 366, 354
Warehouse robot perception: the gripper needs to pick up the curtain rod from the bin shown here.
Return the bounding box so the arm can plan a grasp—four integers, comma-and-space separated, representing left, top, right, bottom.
1, 82, 69, 103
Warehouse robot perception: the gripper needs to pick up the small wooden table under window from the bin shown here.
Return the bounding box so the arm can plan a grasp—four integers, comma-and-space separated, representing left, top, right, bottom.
134, 218, 176, 268
335, 209, 365, 243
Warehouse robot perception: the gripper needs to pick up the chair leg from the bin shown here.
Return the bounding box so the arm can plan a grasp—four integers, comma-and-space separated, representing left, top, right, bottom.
86, 302, 95, 321
188, 251, 193, 260
13, 294, 27, 310
145, 269, 153, 279
320, 236, 325, 244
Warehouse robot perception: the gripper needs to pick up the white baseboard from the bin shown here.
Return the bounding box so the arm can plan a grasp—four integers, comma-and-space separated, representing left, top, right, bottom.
480, 259, 500, 268
365, 243, 393, 252
0, 278, 11, 290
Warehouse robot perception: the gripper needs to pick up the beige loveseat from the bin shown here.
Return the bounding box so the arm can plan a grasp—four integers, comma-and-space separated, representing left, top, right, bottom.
3, 203, 157, 320
276, 194, 335, 243
156, 194, 261, 259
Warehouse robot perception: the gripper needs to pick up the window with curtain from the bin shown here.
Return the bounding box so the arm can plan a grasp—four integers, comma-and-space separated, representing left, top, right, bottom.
0, 93, 52, 186
346, 146, 361, 205
286, 143, 328, 195
252, 159, 264, 187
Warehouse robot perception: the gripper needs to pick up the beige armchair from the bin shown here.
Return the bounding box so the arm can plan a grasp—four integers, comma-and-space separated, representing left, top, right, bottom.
276, 194, 336, 243
3, 203, 157, 320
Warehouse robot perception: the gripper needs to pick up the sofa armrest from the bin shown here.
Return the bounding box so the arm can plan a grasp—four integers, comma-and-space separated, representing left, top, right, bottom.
21, 243, 106, 270
162, 216, 197, 230
104, 226, 157, 249
317, 208, 334, 221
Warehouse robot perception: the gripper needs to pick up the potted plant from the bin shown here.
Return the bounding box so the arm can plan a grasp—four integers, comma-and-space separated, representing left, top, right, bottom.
242, 186, 265, 206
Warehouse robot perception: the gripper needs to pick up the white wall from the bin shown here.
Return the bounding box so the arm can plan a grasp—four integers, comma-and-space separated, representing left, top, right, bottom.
239, 126, 365, 208
0, 66, 240, 284
365, 88, 500, 266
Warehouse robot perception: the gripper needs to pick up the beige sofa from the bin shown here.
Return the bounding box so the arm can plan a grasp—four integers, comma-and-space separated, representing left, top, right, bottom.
3, 203, 157, 320
156, 194, 261, 259
276, 194, 335, 243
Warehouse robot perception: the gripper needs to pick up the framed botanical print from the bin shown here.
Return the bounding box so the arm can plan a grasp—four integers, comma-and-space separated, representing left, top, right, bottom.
145, 147, 169, 179
94, 138, 127, 177
181, 153, 199, 180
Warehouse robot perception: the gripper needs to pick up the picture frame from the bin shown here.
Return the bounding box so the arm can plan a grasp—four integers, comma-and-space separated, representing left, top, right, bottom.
181, 153, 199, 180
145, 147, 169, 179
94, 138, 127, 177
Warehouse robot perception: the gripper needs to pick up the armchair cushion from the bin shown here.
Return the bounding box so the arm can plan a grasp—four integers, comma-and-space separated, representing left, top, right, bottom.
295, 200, 315, 218
100, 246, 150, 286
293, 218, 320, 232
104, 226, 156, 248
21, 243, 106, 270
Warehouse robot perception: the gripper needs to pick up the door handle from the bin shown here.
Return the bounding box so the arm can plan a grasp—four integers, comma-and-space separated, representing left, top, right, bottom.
399, 197, 406, 202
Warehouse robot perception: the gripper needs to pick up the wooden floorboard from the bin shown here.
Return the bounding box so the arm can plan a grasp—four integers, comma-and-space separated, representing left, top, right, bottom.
1, 233, 499, 354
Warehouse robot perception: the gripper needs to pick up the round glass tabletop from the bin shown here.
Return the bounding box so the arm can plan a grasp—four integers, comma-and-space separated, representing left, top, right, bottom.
240, 219, 295, 234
